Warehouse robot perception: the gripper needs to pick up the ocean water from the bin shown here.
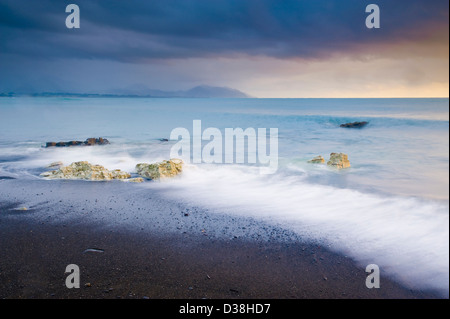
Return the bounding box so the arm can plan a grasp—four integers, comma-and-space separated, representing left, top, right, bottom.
0, 97, 449, 295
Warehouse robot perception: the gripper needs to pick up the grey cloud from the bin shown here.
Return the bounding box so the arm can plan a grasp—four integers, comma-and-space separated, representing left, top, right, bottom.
0, 0, 448, 62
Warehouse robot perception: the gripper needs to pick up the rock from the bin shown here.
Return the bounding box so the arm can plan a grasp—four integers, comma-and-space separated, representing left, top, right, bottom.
47, 161, 64, 168
55, 142, 68, 147
84, 137, 110, 146
83, 248, 104, 253
39, 171, 54, 177
136, 159, 183, 180
67, 141, 84, 146
327, 153, 350, 169
308, 155, 325, 164
52, 141, 83, 147
40, 161, 131, 181
45, 137, 110, 147
111, 169, 131, 179
340, 121, 368, 128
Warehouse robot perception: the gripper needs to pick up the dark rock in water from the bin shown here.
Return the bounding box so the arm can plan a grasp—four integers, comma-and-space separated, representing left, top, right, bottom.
84, 138, 96, 145
0, 176, 16, 180
53, 141, 84, 147
98, 137, 109, 145
340, 121, 368, 128
45, 137, 110, 147
68, 141, 83, 146
84, 137, 109, 146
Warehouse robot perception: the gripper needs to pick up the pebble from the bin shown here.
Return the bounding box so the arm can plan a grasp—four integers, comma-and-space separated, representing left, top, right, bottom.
83, 248, 104, 253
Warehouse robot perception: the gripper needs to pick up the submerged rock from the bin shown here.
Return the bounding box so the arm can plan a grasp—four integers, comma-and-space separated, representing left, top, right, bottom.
136, 159, 183, 180
327, 153, 351, 169
40, 161, 131, 181
47, 161, 64, 168
0, 176, 16, 180
45, 137, 110, 147
340, 121, 368, 128
39, 171, 55, 178
308, 155, 325, 164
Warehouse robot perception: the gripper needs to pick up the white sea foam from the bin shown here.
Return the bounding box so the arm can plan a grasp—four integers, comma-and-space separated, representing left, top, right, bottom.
145, 164, 449, 296
0, 142, 173, 175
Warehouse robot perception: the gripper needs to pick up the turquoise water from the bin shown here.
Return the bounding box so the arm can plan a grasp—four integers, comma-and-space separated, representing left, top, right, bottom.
0, 97, 449, 294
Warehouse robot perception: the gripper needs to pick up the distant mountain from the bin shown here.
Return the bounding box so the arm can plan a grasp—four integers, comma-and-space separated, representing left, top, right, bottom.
182, 85, 249, 98
114, 85, 250, 98
1, 85, 251, 98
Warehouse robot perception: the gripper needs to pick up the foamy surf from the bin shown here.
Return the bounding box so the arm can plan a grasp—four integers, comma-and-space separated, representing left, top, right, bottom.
144, 164, 449, 296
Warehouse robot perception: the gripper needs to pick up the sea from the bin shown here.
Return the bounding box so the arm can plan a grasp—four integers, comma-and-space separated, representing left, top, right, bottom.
0, 97, 448, 295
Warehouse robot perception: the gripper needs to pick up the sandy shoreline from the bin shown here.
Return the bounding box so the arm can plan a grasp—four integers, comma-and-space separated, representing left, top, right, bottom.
0, 178, 443, 299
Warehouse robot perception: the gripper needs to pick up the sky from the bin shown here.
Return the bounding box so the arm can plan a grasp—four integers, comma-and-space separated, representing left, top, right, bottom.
0, 0, 448, 98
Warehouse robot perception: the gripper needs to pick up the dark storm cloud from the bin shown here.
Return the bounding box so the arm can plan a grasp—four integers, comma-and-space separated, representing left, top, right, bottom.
0, 0, 448, 62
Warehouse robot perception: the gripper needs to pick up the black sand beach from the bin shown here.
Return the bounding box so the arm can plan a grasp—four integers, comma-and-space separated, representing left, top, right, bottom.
0, 178, 442, 299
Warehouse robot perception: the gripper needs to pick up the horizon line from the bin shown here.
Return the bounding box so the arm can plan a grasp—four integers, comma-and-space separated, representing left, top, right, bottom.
0, 92, 449, 99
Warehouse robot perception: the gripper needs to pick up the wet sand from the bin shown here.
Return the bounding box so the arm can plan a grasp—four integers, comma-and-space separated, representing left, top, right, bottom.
0, 179, 442, 299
